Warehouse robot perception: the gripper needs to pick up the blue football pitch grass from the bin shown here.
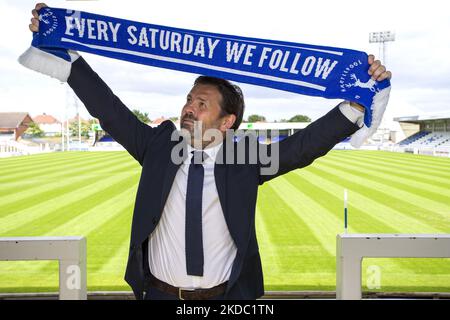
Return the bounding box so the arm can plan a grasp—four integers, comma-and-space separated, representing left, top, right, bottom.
0, 150, 449, 293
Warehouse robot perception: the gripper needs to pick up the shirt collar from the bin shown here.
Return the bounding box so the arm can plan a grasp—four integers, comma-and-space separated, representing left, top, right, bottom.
187, 141, 223, 164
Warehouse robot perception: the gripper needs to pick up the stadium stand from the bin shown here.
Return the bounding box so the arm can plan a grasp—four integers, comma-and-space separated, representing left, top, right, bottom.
92, 130, 124, 151
398, 131, 430, 146
98, 135, 115, 142
398, 131, 450, 148
394, 113, 450, 157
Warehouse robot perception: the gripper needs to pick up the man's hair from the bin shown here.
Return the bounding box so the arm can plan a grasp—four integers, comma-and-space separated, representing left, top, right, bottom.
194, 76, 245, 131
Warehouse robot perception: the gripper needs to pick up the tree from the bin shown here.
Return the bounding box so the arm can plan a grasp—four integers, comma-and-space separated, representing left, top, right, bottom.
288, 114, 311, 122
69, 121, 91, 138
132, 109, 150, 123
25, 122, 44, 137
247, 114, 266, 122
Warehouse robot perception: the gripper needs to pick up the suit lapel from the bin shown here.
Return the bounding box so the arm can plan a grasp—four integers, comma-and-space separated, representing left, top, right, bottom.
160, 134, 187, 211
214, 141, 228, 223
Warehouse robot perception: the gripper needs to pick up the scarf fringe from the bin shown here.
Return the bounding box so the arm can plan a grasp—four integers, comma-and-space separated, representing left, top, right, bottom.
18, 46, 79, 82
350, 86, 391, 148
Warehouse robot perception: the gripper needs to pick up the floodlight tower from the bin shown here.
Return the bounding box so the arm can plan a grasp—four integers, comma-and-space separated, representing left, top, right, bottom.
369, 31, 395, 146
64, 86, 72, 151
369, 31, 395, 65
74, 95, 81, 148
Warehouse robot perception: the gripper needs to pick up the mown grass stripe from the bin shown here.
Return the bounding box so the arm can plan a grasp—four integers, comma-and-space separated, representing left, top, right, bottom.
258, 183, 334, 274
0, 167, 138, 200
50, 196, 134, 277
95, 235, 130, 275
267, 173, 395, 289
255, 207, 282, 276
0, 154, 138, 194
267, 175, 347, 256
0, 163, 138, 218
0, 152, 108, 172
284, 169, 412, 275
330, 151, 450, 181
340, 150, 450, 167
0, 172, 137, 234
316, 158, 450, 222
339, 151, 450, 172
3, 173, 139, 236
0, 152, 76, 166
5, 183, 137, 276
324, 152, 450, 189
0, 175, 100, 219
285, 171, 397, 234
336, 154, 450, 179
0, 151, 126, 180
290, 168, 450, 274
0, 152, 128, 184
325, 153, 450, 277
50, 185, 135, 235
0, 152, 120, 176
296, 167, 447, 234
60, 200, 131, 274
319, 154, 450, 203
0, 158, 137, 211
328, 152, 450, 182
375, 151, 450, 166
0, 261, 59, 291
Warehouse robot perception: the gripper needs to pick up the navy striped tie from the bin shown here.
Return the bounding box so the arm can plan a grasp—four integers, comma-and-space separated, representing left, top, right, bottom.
185, 151, 206, 276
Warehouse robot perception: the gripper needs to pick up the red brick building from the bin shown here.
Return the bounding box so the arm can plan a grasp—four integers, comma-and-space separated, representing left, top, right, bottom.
0, 112, 33, 141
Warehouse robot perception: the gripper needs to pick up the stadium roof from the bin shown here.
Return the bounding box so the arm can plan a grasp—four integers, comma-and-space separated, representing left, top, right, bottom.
394, 112, 450, 123
238, 122, 309, 130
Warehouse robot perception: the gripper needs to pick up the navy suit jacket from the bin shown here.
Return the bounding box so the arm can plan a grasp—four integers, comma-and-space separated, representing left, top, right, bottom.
67, 57, 360, 300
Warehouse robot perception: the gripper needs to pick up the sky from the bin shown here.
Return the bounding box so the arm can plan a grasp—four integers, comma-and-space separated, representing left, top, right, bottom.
1, 0, 450, 127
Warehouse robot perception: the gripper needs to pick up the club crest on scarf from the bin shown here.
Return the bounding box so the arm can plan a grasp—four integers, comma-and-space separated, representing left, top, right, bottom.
38, 7, 58, 37
339, 59, 381, 101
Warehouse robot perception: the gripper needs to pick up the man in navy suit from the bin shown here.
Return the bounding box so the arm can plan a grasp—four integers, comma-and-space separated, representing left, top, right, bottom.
29, 3, 392, 300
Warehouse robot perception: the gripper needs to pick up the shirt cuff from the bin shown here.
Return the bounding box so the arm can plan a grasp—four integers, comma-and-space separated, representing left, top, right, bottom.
339, 101, 365, 128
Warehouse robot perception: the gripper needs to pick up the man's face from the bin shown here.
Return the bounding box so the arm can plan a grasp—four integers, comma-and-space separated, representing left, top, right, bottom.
180, 84, 226, 142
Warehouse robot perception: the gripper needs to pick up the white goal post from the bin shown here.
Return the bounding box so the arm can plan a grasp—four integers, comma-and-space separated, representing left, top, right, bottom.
336, 234, 450, 300
0, 236, 87, 300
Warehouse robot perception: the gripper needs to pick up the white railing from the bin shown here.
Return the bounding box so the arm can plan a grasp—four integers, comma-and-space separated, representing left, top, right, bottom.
0, 237, 87, 300
377, 145, 450, 157
0, 140, 57, 157
336, 234, 450, 300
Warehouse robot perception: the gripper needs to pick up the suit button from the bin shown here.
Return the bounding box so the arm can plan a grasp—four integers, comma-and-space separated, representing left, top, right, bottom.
152, 217, 157, 225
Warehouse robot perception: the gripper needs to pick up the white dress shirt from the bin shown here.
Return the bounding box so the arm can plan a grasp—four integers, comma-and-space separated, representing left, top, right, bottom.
148, 103, 363, 289
339, 101, 365, 127
149, 141, 237, 289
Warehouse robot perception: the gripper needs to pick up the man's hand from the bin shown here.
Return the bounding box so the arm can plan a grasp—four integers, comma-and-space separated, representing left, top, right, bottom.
368, 54, 392, 82
20, 2, 79, 82
349, 54, 392, 112
29, 3, 47, 32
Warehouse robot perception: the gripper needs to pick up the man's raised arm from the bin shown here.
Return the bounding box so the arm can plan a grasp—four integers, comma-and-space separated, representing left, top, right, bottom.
259, 55, 392, 184
26, 3, 157, 165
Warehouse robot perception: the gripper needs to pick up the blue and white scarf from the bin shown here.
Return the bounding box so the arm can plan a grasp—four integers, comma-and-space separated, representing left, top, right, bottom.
19, 7, 391, 147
